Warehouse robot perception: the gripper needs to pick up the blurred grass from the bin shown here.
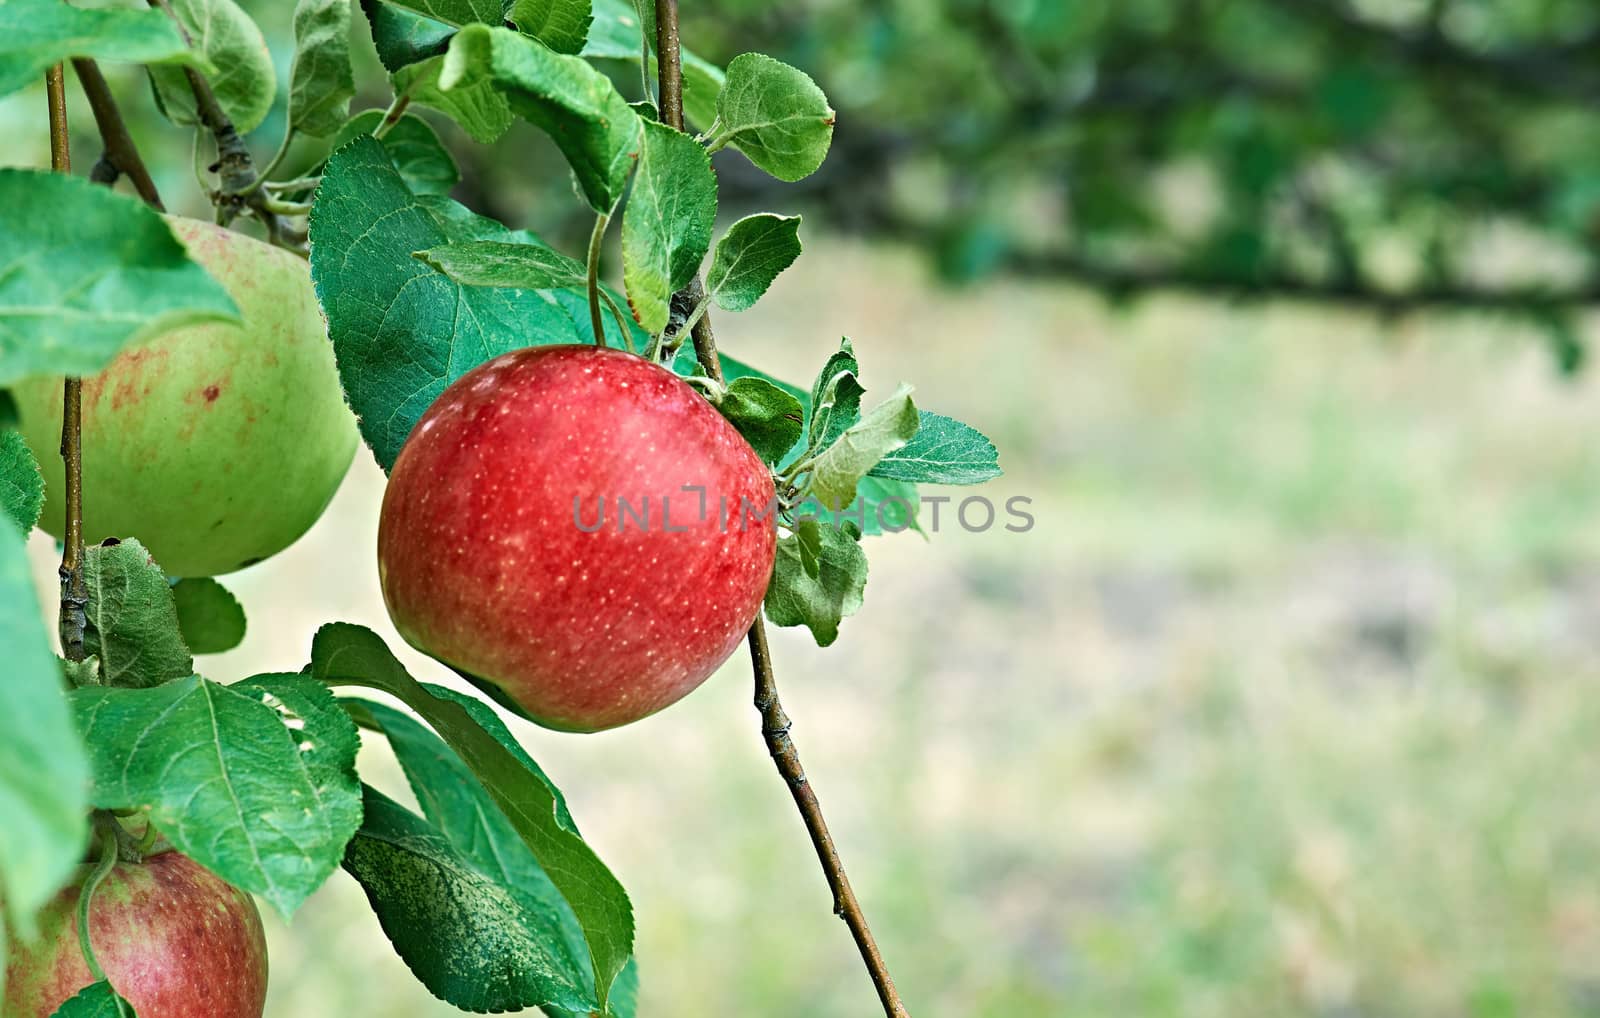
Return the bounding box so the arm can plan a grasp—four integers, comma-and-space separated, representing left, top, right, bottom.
24, 235, 1600, 1017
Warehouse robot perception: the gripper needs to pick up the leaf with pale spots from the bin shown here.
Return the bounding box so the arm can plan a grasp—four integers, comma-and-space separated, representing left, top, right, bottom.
765, 520, 867, 646
806, 384, 920, 511
717, 376, 804, 465
82, 539, 192, 690
311, 137, 641, 471
623, 121, 717, 334
706, 214, 802, 312
0, 429, 43, 532
69, 673, 362, 917
711, 52, 834, 182
310, 623, 633, 1012
47, 981, 135, 1017
170, 577, 246, 654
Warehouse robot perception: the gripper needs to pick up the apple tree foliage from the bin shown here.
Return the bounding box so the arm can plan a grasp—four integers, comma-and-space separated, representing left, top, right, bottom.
0, 0, 1000, 1013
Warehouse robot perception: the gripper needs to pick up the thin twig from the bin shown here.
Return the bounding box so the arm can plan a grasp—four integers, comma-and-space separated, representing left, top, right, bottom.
71, 58, 165, 210
654, 4, 910, 1015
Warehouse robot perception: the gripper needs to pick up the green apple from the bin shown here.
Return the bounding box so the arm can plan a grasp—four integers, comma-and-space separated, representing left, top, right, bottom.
12, 217, 358, 577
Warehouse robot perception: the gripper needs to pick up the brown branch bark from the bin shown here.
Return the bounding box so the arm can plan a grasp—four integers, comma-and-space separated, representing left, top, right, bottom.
653, 4, 910, 1014
71, 59, 165, 210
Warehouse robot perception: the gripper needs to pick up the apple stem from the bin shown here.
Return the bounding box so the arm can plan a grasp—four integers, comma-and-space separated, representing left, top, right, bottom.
76, 821, 122, 983
586, 212, 611, 347
653, 4, 911, 1015
72, 58, 166, 211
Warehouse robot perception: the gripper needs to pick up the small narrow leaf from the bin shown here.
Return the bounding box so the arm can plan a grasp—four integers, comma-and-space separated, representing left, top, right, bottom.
147, 0, 276, 134
82, 539, 192, 690
0, 171, 238, 387
360, 0, 452, 72
706, 214, 802, 312
0, 0, 207, 99
807, 385, 919, 510
868, 411, 1002, 485
808, 339, 858, 426
0, 429, 43, 532
712, 52, 834, 182
393, 53, 514, 144
507, 0, 593, 55
416, 240, 589, 290
289, 0, 357, 138
170, 577, 247, 654
764, 521, 867, 646
46, 981, 136, 1018
718, 376, 804, 465
332, 109, 460, 195
622, 121, 717, 333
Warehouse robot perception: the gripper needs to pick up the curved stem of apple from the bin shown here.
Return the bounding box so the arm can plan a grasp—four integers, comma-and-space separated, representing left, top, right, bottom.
76, 822, 121, 982
586, 212, 611, 347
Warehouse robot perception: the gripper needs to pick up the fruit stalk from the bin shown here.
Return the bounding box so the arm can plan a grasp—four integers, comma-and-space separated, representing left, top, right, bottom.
653, 4, 910, 1014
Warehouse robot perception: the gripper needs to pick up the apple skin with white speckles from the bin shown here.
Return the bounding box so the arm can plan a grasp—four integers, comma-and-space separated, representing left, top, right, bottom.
378, 345, 778, 732
2, 851, 268, 1018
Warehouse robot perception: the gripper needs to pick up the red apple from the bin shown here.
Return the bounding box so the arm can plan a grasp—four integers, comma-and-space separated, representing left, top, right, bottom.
3, 850, 267, 1018
378, 345, 777, 732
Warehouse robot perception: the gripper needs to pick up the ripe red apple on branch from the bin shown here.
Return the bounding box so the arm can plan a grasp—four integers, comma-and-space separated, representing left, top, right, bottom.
2, 850, 267, 1018
378, 345, 777, 732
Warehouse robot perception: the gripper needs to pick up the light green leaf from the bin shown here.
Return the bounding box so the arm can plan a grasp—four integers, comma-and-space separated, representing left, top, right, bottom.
71, 673, 362, 917
441, 24, 641, 211
332, 109, 459, 195
707, 214, 801, 312
764, 520, 866, 646
712, 52, 834, 182
381, 0, 499, 25
82, 538, 192, 690
868, 411, 1002, 486
718, 376, 804, 465
808, 339, 858, 429
622, 121, 716, 334
0, 171, 237, 388
47, 981, 135, 1018
289, 0, 356, 138
148, 0, 276, 134
393, 53, 514, 144
0, 429, 43, 532
170, 577, 246, 654
360, 0, 452, 72
807, 384, 919, 510
507, 0, 593, 55
0, 0, 208, 100
0, 521, 90, 939
415, 239, 589, 289
310, 623, 633, 1011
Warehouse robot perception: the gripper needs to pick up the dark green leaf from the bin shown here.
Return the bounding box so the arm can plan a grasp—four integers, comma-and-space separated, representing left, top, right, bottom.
718, 376, 804, 465
415, 239, 589, 289
332, 109, 459, 195
711, 52, 833, 182
622, 121, 716, 333
868, 411, 1002, 485
507, 0, 593, 55
360, 0, 452, 72
807, 385, 918, 510
441, 24, 641, 211
0, 429, 43, 532
706, 214, 801, 312
807, 341, 864, 452
545, 957, 637, 1018
764, 520, 866, 646
0, 171, 237, 387
71, 673, 362, 916
310, 623, 633, 1011
0, 0, 206, 99
393, 53, 514, 143
0, 521, 90, 937
289, 0, 357, 138
382, 0, 500, 25
170, 577, 246, 654
82, 539, 191, 690
147, 0, 276, 134
47, 981, 135, 1018
0, 391, 16, 428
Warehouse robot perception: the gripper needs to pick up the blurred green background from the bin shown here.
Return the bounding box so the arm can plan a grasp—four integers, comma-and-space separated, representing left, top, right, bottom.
10, 0, 1600, 1015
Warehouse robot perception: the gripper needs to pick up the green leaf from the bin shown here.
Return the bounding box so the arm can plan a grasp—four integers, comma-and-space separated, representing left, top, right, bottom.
147, 0, 276, 134
332, 109, 459, 195
47, 981, 136, 1018
807, 341, 863, 452
289, 0, 357, 138
0, 390, 16, 428
360, 0, 452, 72
622, 121, 716, 333
0, 171, 238, 388
393, 53, 514, 144
381, 0, 500, 25
343, 786, 597, 1014
712, 52, 834, 182
868, 411, 1002, 486
0, 521, 90, 938
0, 429, 43, 532
0, 0, 208, 100
507, 0, 593, 55
441, 24, 641, 212
718, 376, 804, 465
546, 957, 637, 1018
807, 384, 919, 510
71, 673, 362, 916
583, 0, 721, 132
170, 577, 246, 654
311, 137, 633, 470
310, 623, 633, 1011
764, 520, 867, 646
415, 239, 589, 289
82, 538, 192, 690
706, 214, 801, 312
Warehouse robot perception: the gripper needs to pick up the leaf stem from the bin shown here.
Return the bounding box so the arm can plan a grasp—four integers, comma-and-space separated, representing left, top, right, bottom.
586, 212, 611, 347
654, 5, 910, 1015
71, 59, 165, 210
373, 91, 412, 141
76, 821, 121, 982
